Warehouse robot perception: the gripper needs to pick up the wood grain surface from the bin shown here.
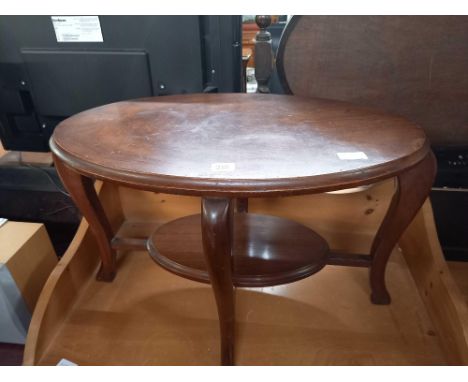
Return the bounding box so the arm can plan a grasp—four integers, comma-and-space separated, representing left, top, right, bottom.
51, 93, 430, 196
148, 212, 329, 287
28, 249, 446, 365
24, 182, 468, 365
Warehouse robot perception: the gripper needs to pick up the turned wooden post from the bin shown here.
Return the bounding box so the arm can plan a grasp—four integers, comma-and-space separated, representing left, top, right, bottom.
254, 15, 273, 93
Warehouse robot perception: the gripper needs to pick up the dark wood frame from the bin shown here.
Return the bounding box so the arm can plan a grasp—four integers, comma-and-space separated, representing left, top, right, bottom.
275, 15, 300, 95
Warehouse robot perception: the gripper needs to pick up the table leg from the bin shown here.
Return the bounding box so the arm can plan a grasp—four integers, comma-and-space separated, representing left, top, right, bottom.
236, 198, 248, 213
201, 197, 235, 366
370, 152, 436, 304
54, 158, 116, 282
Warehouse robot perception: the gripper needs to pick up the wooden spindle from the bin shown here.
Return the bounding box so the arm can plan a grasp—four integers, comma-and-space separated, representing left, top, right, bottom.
254, 15, 273, 93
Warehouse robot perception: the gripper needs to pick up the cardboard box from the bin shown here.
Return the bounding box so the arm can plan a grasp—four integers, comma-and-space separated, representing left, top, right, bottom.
0, 221, 57, 344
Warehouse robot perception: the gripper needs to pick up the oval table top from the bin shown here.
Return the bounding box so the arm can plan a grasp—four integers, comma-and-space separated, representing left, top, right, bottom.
51, 93, 430, 197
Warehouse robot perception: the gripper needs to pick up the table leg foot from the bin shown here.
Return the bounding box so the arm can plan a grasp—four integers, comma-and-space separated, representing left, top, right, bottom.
201, 197, 235, 366
369, 152, 436, 305
96, 265, 116, 282
54, 157, 117, 282
370, 290, 391, 305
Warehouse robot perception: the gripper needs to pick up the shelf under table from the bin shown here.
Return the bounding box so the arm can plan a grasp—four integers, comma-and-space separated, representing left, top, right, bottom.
147, 213, 329, 288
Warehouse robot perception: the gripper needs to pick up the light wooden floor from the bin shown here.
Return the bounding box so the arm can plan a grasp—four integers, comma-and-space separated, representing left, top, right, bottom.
448, 262, 468, 305
36, 246, 446, 365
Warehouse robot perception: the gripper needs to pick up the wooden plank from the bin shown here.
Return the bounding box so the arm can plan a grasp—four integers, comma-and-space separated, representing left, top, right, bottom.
24, 179, 458, 365
30, 247, 446, 365
0, 151, 53, 166
23, 181, 124, 365
400, 200, 468, 365
447, 261, 468, 304
19, 152, 53, 166
1, 222, 57, 312
327, 252, 371, 267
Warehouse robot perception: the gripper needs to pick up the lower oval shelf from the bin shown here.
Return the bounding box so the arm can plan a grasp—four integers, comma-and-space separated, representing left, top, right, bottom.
147, 213, 329, 287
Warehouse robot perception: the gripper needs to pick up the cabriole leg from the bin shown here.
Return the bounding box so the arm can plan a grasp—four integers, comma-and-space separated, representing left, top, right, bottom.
54, 157, 116, 282
370, 153, 436, 304
201, 197, 235, 365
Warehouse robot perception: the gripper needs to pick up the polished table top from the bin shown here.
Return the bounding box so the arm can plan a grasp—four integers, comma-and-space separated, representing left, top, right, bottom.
51, 93, 430, 196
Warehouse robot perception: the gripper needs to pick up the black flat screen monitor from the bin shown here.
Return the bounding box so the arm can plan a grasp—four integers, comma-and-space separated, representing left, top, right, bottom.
0, 16, 242, 151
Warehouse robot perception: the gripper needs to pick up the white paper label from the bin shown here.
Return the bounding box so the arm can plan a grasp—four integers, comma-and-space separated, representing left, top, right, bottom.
337, 152, 368, 160
211, 163, 236, 172
51, 16, 103, 42
56, 358, 78, 366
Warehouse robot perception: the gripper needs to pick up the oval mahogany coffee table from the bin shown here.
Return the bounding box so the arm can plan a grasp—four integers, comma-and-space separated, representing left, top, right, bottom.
50, 93, 436, 366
